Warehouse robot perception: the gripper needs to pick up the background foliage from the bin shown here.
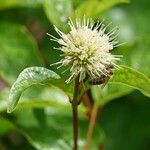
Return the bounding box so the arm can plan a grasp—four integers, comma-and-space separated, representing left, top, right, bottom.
0, 0, 150, 150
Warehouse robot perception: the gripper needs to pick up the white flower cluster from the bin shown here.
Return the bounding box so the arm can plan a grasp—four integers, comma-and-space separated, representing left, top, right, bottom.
48, 18, 122, 83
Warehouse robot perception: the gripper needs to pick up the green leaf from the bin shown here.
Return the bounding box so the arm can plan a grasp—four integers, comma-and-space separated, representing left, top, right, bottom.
0, 0, 41, 10
0, 86, 66, 112
73, 0, 129, 19
49, 77, 74, 98
12, 108, 104, 150
44, 0, 73, 31
91, 66, 150, 106
0, 22, 44, 84
7, 67, 60, 113
104, 0, 150, 75
33, 108, 46, 127
91, 84, 133, 106
89, 0, 150, 105
72, 0, 86, 8
110, 66, 150, 97
0, 117, 15, 137
0, 86, 85, 117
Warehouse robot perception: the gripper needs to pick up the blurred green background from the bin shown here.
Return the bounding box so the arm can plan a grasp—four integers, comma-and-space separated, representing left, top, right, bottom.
0, 0, 150, 150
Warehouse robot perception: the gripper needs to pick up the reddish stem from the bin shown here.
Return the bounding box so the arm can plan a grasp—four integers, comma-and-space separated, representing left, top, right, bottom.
84, 103, 99, 150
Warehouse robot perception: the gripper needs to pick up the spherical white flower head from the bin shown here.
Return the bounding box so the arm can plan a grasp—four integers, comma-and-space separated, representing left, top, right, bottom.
48, 18, 122, 83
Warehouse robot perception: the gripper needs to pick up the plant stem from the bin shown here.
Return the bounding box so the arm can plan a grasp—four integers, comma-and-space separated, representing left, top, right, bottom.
72, 76, 80, 150
72, 105, 78, 150
82, 92, 93, 119
84, 103, 99, 150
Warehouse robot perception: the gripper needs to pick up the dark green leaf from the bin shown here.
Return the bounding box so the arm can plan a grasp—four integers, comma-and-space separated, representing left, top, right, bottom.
33, 108, 46, 127
0, 117, 15, 137
100, 91, 150, 150
0, 22, 44, 84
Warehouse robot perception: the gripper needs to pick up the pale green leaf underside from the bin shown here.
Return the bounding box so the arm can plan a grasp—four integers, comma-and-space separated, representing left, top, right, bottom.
7, 67, 60, 113
44, 0, 73, 31
110, 66, 150, 97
